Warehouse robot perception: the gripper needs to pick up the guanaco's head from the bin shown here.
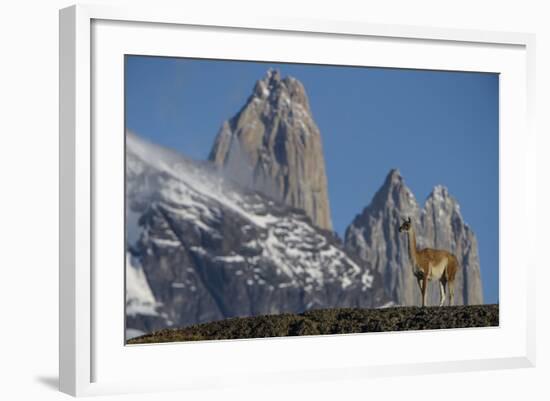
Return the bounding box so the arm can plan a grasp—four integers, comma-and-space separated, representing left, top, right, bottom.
398, 217, 412, 233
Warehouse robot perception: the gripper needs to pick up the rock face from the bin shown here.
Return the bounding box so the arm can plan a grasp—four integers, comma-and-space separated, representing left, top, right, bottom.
421, 186, 484, 305
126, 132, 387, 337
345, 169, 483, 306
208, 69, 333, 231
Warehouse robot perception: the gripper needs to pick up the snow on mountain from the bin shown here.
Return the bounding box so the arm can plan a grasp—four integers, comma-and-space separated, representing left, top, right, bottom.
126, 131, 386, 333
125, 252, 158, 317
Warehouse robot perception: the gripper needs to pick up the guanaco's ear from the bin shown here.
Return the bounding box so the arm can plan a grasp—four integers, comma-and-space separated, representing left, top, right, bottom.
407, 217, 411, 224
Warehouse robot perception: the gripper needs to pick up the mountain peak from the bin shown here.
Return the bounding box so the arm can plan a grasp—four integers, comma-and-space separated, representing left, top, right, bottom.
374, 168, 413, 203
209, 70, 332, 230
425, 185, 461, 215
384, 168, 403, 185
430, 185, 450, 199
253, 69, 281, 98
349, 169, 418, 230
265, 68, 281, 83
251, 70, 309, 110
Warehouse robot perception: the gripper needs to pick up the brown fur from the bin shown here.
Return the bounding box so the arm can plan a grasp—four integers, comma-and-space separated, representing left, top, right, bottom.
446, 253, 459, 283
399, 217, 459, 307
416, 248, 457, 279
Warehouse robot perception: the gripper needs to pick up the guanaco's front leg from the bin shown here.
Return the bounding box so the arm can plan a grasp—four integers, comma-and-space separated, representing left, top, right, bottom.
421, 275, 428, 307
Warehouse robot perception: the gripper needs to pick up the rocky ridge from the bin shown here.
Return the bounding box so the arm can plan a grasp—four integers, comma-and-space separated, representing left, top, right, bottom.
128, 304, 499, 344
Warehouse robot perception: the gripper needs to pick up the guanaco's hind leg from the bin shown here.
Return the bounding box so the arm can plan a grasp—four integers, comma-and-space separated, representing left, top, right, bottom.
447, 256, 458, 306
448, 281, 455, 306
439, 280, 446, 307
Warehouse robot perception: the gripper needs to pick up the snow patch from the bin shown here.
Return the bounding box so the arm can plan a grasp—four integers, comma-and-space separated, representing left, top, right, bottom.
214, 254, 245, 263
126, 253, 158, 317
125, 328, 146, 341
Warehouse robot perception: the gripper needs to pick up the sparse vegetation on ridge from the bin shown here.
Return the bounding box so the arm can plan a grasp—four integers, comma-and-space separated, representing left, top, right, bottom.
127, 304, 498, 344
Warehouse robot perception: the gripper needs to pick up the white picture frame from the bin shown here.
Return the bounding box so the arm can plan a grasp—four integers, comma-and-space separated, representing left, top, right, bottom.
59, 3, 536, 397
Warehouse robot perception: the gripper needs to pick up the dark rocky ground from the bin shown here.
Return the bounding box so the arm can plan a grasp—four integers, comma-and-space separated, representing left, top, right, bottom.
127, 304, 499, 344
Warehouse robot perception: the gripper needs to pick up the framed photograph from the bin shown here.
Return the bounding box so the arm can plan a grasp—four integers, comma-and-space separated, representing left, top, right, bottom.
59, 4, 536, 397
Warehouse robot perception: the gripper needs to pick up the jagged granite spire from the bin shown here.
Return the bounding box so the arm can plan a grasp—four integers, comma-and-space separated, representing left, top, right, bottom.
208, 69, 333, 231
421, 186, 483, 305
344, 169, 421, 305
345, 169, 483, 306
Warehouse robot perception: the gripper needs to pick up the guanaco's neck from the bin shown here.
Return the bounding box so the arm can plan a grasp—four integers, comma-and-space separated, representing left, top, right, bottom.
407, 228, 418, 267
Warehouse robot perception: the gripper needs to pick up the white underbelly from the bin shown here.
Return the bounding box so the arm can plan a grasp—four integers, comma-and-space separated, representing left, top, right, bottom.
428, 259, 447, 280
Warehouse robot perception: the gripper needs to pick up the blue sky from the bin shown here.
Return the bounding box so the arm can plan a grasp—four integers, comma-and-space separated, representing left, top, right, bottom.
125, 55, 499, 304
